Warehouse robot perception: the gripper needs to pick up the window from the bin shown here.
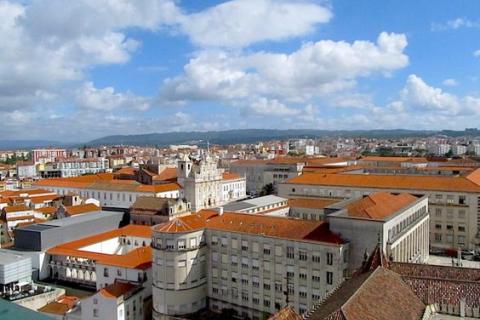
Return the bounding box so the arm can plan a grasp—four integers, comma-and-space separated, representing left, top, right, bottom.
458, 210, 466, 219
178, 239, 186, 250
275, 282, 282, 292
211, 236, 218, 245
221, 237, 228, 247
241, 240, 248, 251
287, 247, 294, 259
326, 272, 333, 285
231, 238, 238, 249
263, 282, 271, 290
241, 257, 249, 269
178, 260, 186, 267
93, 309, 99, 317
93, 298, 98, 305
103, 268, 109, 277
231, 255, 238, 266
117, 269, 122, 276
435, 208, 442, 217
299, 250, 307, 261
166, 240, 174, 250
252, 259, 259, 270
446, 224, 453, 230
458, 224, 466, 232
459, 195, 466, 205
327, 252, 333, 265
299, 271, 307, 280
435, 223, 442, 230
231, 272, 238, 283
312, 254, 320, 263
434, 233, 442, 242
263, 245, 271, 255
241, 291, 249, 302
253, 297, 260, 305
458, 235, 466, 245
264, 299, 271, 307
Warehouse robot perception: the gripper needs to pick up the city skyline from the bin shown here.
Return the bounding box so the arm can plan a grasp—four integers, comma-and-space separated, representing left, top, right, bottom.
2, 0, 480, 141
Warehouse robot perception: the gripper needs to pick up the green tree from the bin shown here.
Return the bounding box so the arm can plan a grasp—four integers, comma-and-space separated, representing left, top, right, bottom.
260, 183, 274, 196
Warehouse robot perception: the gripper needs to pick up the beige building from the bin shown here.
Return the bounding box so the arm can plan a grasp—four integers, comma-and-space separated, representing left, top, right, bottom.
177, 155, 246, 211
130, 196, 191, 226
326, 192, 429, 273
152, 210, 348, 319
279, 170, 480, 250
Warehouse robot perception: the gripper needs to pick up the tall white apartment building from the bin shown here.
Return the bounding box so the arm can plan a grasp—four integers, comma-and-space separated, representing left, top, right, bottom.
152, 210, 348, 319
427, 143, 451, 156
41, 157, 110, 178
451, 145, 468, 156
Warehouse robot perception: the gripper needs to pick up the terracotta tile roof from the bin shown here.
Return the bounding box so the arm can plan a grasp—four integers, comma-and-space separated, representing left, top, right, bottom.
360, 156, 428, 162
308, 267, 425, 320
285, 170, 480, 192
34, 206, 57, 215
289, 198, 339, 209
154, 210, 345, 244
3, 204, 30, 213
0, 189, 55, 197
47, 225, 153, 269
65, 203, 100, 216
6, 214, 34, 221
99, 282, 142, 299
222, 172, 242, 180
113, 167, 136, 176
346, 192, 418, 220
153, 167, 178, 181
269, 306, 303, 320
38, 296, 79, 315
30, 194, 60, 204
131, 196, 174, 211
34, 173, 180, 194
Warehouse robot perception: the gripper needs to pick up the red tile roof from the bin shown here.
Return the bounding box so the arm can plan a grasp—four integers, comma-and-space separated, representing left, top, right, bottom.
346, 192, 418, 220
99, 282, 141, 299
47, 225, 153, 269
65, 203, 100, 216
222, 172, 242, 180
289, 198, 339, 209
285, 170, 480, 192
154, 210, 345, 245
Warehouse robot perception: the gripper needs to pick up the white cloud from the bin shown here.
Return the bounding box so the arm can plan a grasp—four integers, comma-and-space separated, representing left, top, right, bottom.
431, 18, 480, 31
399, 74, 460, 115
474, 49, 480, 58
161, 32, 409, 104
247, 98, 300, 116
442, 78, 458, 86
75, 82, 151, 111
180, 0, 332, 48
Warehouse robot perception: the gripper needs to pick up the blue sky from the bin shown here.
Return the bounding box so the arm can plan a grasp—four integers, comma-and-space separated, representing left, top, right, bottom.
1, 0, 480, 141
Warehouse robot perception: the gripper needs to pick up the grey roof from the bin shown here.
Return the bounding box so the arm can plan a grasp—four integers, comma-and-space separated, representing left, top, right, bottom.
243, 195, 287, 207
222, 195, 288, 212
223, 202, 255, 212
40, 210, 120, 227
0, 249, 31, 265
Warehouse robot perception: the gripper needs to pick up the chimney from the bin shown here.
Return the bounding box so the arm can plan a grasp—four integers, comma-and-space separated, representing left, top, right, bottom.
217, 207, 224, 215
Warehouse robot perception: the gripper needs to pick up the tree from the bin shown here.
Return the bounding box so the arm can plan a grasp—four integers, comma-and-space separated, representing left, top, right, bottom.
260, 183, 274, 196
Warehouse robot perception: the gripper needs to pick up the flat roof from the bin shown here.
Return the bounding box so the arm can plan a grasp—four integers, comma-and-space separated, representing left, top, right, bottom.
0, 249, 31, 265
41, 211, 122, 227
0, 299, 54, 320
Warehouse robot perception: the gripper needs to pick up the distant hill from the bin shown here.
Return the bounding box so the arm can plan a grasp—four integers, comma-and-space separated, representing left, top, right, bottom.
0, 140, 66, 150
86, 129, 449, 147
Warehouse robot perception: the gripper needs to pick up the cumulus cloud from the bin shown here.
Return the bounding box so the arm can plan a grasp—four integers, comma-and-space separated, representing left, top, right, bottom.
247, 98, 300, 116
180, 0, 332, 48
75, 82, 151, 111
442, 78, 458, 87
161, 32, 409, 105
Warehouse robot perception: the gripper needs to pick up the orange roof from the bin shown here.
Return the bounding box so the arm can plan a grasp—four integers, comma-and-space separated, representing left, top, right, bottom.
6, 214, 34, 221
360, 156, 427, 162
346, 192, 418, 220
0, 189, 56, 197
154, 210, 345, 244
30, 194, 60, 204
231, 159, 269, 166
222, 172, 242, 180
285, 170, 480, 193
3, 204, 30, 213
35, 173, 181, 194
114, 167, 136, 176
38, 296, 79, 315
99, 282, 141, 299
153, 167, 177, 181
289, 198, 339, 209
47, 225, 153, 269
65, 203, 100, 216
34, 206, 57, 215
